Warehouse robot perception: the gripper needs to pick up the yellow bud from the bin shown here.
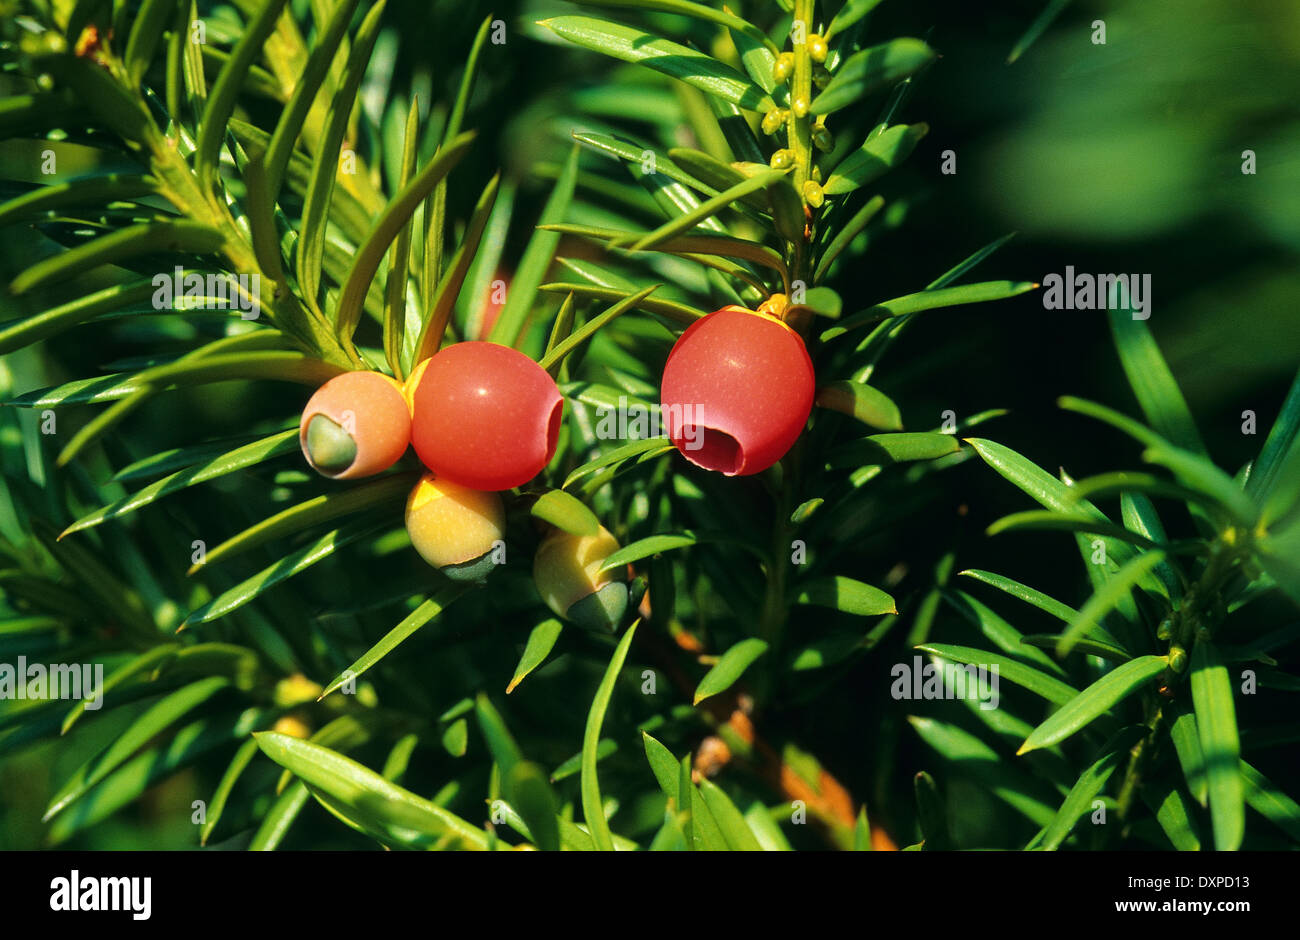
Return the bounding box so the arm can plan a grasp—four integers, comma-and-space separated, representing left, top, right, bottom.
773, 52, 795, 84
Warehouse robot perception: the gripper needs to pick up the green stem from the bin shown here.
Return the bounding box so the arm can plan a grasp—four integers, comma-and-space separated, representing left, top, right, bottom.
1115, 527, 1247, 825
1116, 701, 1164, 825
759, 1, 818, 675
758, 480, 791, 650
1170, 528, 1244, 650
757, 434, 807, 673
152, 133, 356, 367
788, 0, 815, 193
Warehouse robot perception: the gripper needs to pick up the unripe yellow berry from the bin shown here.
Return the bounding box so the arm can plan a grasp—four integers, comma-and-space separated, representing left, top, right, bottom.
533, 526, 630, 632
273, 674, 323, 707
272, 714, 312, 739
405, 473, 505, 582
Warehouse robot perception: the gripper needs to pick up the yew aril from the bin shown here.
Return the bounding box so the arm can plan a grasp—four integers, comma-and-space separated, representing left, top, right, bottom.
660, 305, 814, 476
299, 371, 411, 480
405, 341, 563, 491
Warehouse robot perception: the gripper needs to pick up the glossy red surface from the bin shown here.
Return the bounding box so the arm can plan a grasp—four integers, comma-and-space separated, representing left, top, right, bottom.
407, 341, 563, 491
660, 306, 814, 476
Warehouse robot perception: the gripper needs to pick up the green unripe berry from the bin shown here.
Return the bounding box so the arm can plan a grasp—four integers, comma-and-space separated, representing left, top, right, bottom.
1168, 645, 1188, 674
773, 53, 794, 84
813, 66, 831, 90
22, 29, 66, 55
812, 124, 833, 152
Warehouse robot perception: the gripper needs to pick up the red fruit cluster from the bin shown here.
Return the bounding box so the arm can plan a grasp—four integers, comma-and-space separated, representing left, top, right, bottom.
296, 301, 812, 612
298, 343, 563, 581
300, 342, 563, 492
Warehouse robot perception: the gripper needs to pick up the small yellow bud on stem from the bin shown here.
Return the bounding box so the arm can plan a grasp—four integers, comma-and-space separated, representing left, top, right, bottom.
773, 52, 795, 83
808, 33, 828, 63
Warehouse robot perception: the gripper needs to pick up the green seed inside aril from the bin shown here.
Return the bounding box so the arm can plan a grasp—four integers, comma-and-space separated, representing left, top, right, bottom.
305, 415, 357, 473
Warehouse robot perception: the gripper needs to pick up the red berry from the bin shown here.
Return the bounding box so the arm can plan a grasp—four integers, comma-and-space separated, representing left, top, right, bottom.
660, 306, 814, 476
406, 341, 563, 491
299, 371, 410, 479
